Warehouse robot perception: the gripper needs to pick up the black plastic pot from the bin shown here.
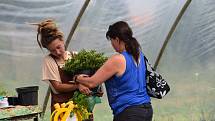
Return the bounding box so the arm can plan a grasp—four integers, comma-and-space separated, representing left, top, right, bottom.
16, 86, 39, 106
77, 69, 95, 76
8, 97, 20, 105
77, 69, 103, 96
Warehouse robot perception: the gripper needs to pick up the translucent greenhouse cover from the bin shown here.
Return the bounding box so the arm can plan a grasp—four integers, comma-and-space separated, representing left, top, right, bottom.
0, 0, 215, 121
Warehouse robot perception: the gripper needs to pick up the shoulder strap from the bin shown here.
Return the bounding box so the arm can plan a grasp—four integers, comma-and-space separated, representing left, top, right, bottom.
143, 55, 155, 71
49, 54, 60, 67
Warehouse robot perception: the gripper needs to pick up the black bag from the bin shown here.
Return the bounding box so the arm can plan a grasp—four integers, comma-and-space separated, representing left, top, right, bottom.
144, 56, 170, 99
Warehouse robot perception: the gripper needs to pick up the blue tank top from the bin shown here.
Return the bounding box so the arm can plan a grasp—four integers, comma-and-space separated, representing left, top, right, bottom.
105, 51, 150, 115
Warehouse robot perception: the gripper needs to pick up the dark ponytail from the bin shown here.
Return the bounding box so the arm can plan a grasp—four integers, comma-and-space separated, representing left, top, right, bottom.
106, 21, 141, 64
125, 36, 140, 64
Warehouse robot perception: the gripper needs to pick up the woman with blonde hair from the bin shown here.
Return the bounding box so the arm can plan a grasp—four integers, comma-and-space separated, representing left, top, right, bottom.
35, 19, 92, 116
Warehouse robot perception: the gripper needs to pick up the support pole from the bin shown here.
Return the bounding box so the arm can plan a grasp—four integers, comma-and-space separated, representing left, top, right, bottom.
65, 0, 91, 49
154, 0, 192, 70
40, 87, 51, 119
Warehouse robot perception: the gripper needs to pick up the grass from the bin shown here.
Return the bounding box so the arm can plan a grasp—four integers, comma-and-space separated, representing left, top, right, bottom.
151, 72, 215, 121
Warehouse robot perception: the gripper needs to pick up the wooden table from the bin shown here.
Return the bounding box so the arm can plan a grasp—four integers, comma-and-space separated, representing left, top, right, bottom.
0, 105, 41, 121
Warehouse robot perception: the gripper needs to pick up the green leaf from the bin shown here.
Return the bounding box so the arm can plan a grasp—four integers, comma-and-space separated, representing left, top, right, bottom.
63, 49, 108, 75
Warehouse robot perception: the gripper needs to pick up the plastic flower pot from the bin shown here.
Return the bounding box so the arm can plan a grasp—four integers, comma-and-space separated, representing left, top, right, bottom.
16, 86, 39, 106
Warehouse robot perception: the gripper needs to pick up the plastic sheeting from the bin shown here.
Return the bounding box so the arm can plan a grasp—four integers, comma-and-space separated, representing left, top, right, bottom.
0, 0, 215, 120
0, 0, 85, 90
157, 0, 215, 120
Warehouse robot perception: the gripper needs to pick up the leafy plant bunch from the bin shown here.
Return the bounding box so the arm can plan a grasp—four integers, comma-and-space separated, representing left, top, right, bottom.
0, 86, 8, 96
70, 91, 91, 119
63, 49, 108, 75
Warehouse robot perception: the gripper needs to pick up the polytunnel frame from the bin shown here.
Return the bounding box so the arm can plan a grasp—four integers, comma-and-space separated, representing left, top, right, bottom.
154, 0, 192, 70
41, 0, 192, 118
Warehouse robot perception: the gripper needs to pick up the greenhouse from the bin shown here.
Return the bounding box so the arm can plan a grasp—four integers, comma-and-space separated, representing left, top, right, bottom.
0, 0, 215, 120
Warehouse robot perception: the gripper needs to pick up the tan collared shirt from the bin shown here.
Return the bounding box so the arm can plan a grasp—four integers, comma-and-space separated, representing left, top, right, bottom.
42, 51, 76, 94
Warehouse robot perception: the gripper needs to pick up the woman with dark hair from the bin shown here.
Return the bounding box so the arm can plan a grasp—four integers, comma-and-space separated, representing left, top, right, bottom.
34, 19, 92, 116
75, 21, 153, 121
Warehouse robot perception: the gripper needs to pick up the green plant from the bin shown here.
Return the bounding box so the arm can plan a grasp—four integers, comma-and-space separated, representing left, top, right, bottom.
63, 49, 108, 75
0, 90, 7, 96
0, 86, 8, 96
70, 91, 101, 120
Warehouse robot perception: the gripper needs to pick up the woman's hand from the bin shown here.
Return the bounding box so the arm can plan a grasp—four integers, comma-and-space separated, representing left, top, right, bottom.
73, 74, 89, 82
78, 83, 91, 95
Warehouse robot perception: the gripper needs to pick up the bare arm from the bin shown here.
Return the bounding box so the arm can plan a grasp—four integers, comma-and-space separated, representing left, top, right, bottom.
49, 80, 78, 93
76, 54, 126, 88
50, 80, 91, 95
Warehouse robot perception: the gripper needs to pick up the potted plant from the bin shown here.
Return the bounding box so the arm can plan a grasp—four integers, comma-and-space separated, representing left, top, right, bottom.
63, 49, 108, 96
63, 49, 108, 76
62, 49, 108, 119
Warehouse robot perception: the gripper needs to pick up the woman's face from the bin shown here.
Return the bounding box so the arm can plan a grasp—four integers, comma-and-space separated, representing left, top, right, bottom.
47, 38, 65, 58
